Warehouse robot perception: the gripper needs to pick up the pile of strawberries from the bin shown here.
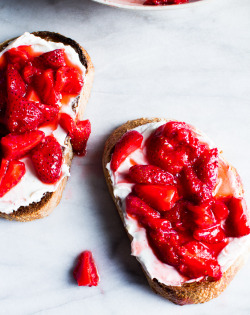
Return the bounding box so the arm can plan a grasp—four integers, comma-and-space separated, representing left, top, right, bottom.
144, 0, 188, 6
111, 122, 250, 281
0, 45, 91, 196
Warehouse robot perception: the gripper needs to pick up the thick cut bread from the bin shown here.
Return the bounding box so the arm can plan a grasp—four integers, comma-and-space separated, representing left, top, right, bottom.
0, 31, 94, 222
102, 118, 250, 305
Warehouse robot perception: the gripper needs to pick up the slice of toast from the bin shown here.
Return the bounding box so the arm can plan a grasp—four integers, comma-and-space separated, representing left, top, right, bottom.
0, 31, 94, 222
102, 118, 250, 305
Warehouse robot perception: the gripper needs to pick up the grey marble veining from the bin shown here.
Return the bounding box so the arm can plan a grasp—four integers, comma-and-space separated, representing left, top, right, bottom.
0, 0, 249, 314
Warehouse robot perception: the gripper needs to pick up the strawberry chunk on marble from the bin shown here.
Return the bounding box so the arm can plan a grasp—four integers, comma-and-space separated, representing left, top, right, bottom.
73, 251, 99, 287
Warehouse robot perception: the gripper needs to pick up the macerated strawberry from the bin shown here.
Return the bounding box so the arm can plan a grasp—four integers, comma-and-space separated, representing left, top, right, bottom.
163, 121, 191, 141
193, 225, 225, 244
31, 135, 62, 184
1, 130, 45, 160
5, 46, 30, 70
129, 165, 174, 185
133, 184, 179, 212
34, 69, 61, 106
6, 64, 26, 99
195, 148, 219, 190
207, 239, 229, 256
55, 66, 83, 94
0, 159, 9, 186
178, 241, 222, 280
0, 159, 25, 197
70, 120, 91, 156
59, 112, 75, 133
73, 251, 99, 287
148, 228, 181, 266
6, 97, 43, 133
164, 201, 191, 232
187, 201, 217, 229
39, 49, 66, 69
110, 130, 143, 172
59, 113, 91, 156
145, 217, 172, 231
182, 165, 212, 203
226, 197, 250, 237
146, 127, 189, 175
126, 194, 161, 222
34, 102, 59, 124
144, 0, 188, 6
212, 200, 229, 221
22, 61, 42, 84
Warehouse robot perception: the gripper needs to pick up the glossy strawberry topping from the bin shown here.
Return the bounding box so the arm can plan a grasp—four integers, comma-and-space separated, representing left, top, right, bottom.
111, 122, 250, 281
0, 42, 91, 194
73, 251, 99, 287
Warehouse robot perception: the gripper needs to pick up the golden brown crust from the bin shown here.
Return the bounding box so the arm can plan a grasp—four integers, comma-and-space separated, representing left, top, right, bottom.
0, 31, 94, 221
102, 118, 249, 305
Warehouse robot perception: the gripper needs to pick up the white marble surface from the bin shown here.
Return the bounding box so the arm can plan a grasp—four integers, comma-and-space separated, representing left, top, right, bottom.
0, 0, 250, 314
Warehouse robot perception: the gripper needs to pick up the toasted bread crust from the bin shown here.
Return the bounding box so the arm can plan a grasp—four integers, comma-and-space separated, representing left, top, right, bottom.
0, 31, 94, 221
102, 118, 249, 305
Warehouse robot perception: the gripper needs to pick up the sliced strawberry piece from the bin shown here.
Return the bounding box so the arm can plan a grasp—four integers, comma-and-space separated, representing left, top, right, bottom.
178, 241, 222, 280
31, 135, 62, 184
0, 159, 25, 197
1, 130, 45, 160
39, 49, 66, 69
195, 148, 219, 190
207, 239, 229, 256
187, 201, 217, 229
133, 184, 179, 212
144, 217, 172, 231
182, 165, 212, 203
22, 61, 42, 84
70, 120, 91, 156
226, 197, 250, 237
34, 103, 59, 124
193, 225, 225, 244
5, 46, 30, 70
0, 159, 9, 186
59, 112, 75, 133
6, 64, 26, 99
6, 97, 43, 133
55, 66, 83, 94
163, 121, 192, 142
146, 126, 189, 175
34, 69, 61, 106
73, 251, 99, 287
148, 228, 181, 266
212, 200, 229, 221
59, 113, 91, 156
164, 201, 191, 232
110, 130, 143, 172
126, 194, 161, 222
129, 165, 174, 185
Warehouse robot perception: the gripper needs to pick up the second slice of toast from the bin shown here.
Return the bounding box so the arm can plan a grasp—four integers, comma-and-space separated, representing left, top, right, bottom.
0, 31, 94, 221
